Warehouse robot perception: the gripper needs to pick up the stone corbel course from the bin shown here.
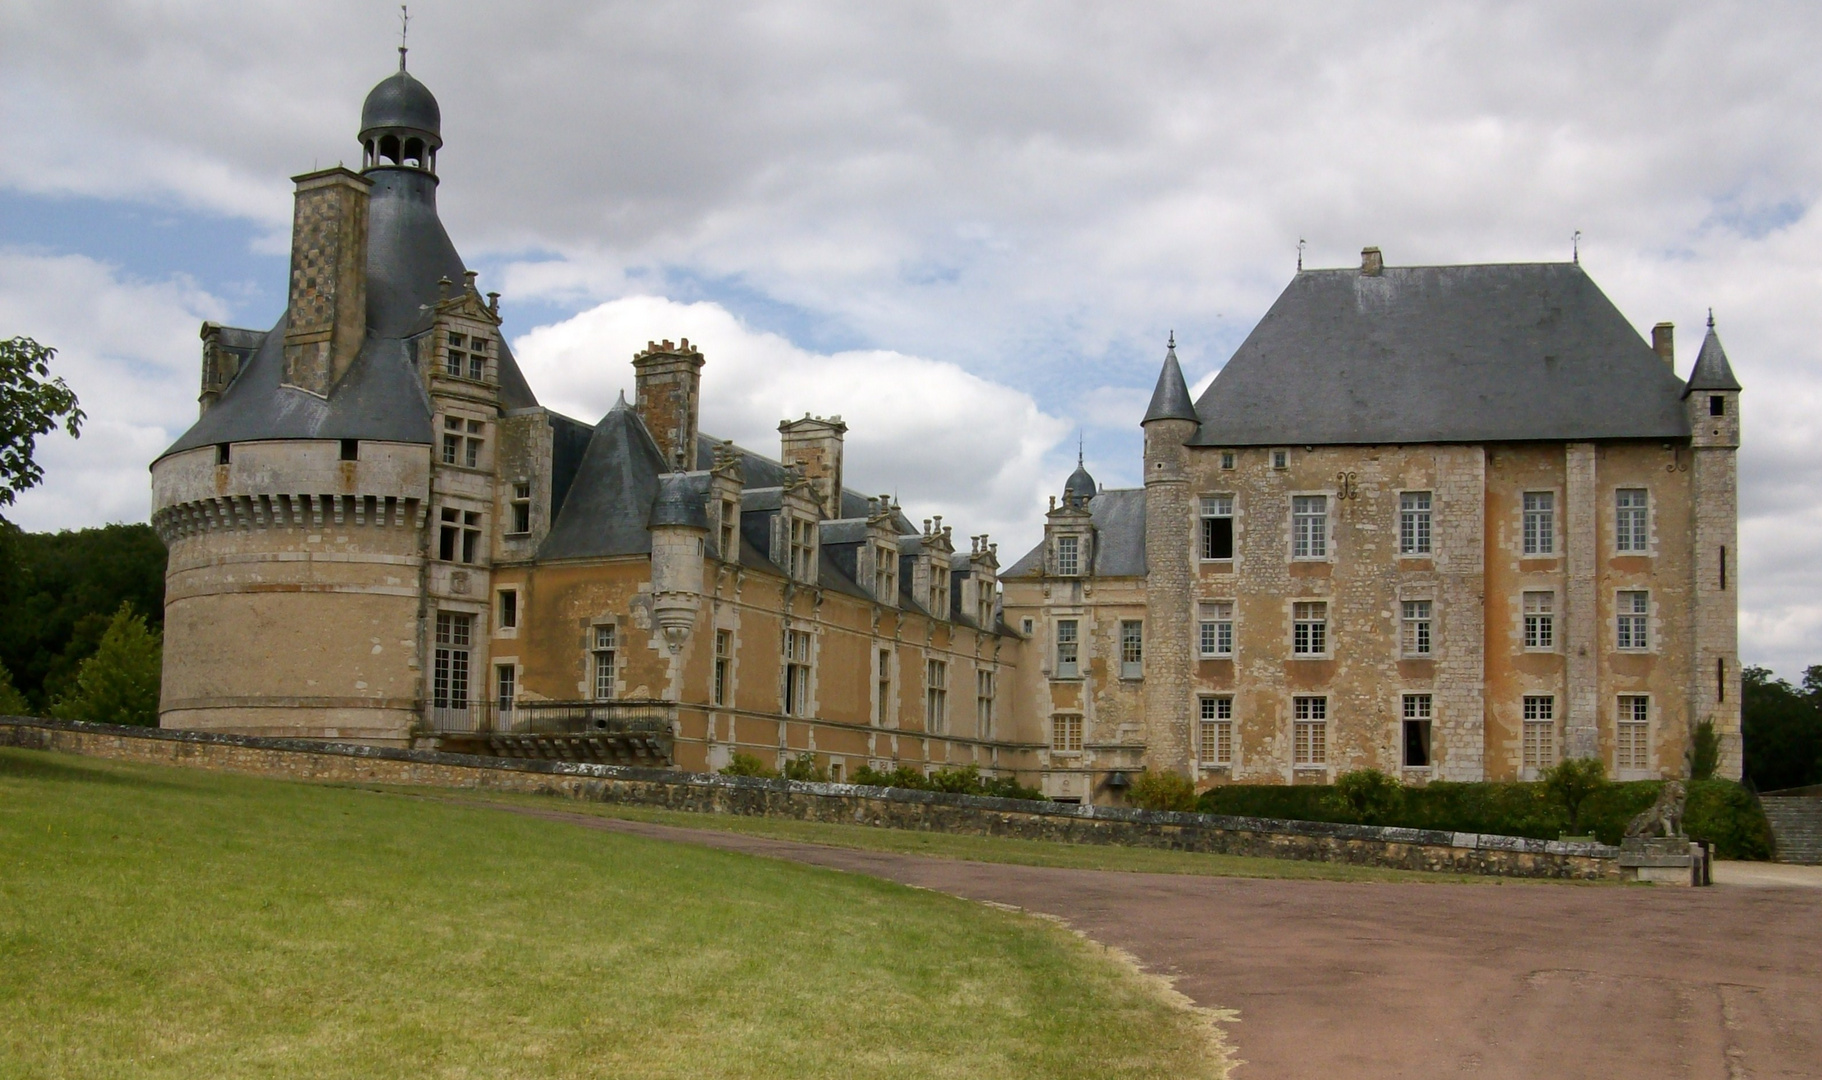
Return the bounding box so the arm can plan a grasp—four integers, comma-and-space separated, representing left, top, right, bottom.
0, 717, 1620, 880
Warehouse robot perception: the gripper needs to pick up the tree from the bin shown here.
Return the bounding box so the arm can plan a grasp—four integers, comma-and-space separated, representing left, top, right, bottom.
0, 660, 30, 717
1742, 666, 1822, 792
50, 603, 161, 727
1542, 757, 1607, 837
1689, 719, 1721, 781
0, 336, 84, 514
1130, 770, 1198, 812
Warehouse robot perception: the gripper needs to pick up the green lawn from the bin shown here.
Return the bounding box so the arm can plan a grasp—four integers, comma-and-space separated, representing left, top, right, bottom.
0, 749, 1230, 1079
441, 789, 1553, 885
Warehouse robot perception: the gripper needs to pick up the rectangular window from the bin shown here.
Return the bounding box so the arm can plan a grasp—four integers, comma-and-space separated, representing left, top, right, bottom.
1120, 620, 1144, 679
1523, 592, 1554, 649
1293, 696, 1327, 765
1272, 449, 1288, 469
976, 669, 995, 737
1399, 491, 1432, 555
1522, 491, 1555, 555
1292, 601, 1327, 656
1198, 696, 1233, 766
465, 419, 484, 469
721, 498, 738, 560
1052, 714, 1083, 753
467, 336, 487, 381
1401, 599, 1432, 657
1616, 488, 1648, 553
1292, 495, 1328, 558
439, 507, 459, 561
1522, 696, 1556, 770
925, 658, 947, 732
784, 629, 812, 716
497, 588, 517, 630
1220, 451, 1235, 470
442, 432, 461, 465
1055, 534, 1079, 576
432, 612, 472, 709
495, 664, 515, 715
592, 625, 616, 700
1200, 494, 1234, 560
461, 511, 482, 564
1710, 394, 1725, 417
1055, 619, 1079, 678
876, 648, 892, 726
510, 482, 532, 534
1617, 591, 1650, 650
713, 629, 732, 707
874, 542, 896, 600
1199, 601, 1234, 658
445, 332, 465, 377
1617, 696, 1650, 771
340, 438, 359, 462
977, 584, 993, 629
929, 564, 950, 620
789, 517, 816, 581
1402, 694, 1433, 767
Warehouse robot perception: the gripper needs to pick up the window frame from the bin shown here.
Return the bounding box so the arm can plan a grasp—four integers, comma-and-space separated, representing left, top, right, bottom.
1522, 695, 1556, 772
1616, 695, 1651, 772
924, 658, 947, 733
1198, 695, 1233, 767
1400, 599, 1433, 658
1292, 696, 1328, 766
713, 629, 732, 708
1292, 600, 1328, 657
1054, 534, 1080, 577
1615, 488, 1649, 554
1398, 490, 1433, 556
1522, 591, 1555, 650
1051, 713, 1084, 754
1616, 590, 1650, 651
1402, 693, 1433, 768
976, 668, 995, 737
495, 663, 516, 715
591, 623, 617, 701
509, 482, 532, 536
1198, 600, 1235, 659
1054, 619, 1080, 678
496, 588, 518, 631
432, 611, 473, 710
1119, 620, 1144, 679
783, 628, 813, 717
1200, 494, 1235, 561
1291, 494, 1329, 559
1522, 491, 1556, 556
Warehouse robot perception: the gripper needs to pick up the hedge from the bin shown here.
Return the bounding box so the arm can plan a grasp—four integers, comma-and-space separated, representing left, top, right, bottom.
1197, 778, 1773, 860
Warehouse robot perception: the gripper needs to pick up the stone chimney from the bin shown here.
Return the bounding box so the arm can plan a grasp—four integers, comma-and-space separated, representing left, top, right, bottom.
779, 414, 848, 520
281, 167, 372, 397
1360, 246, 1384, 276
1652, 322, 1675, 366
633, 338, 706, 471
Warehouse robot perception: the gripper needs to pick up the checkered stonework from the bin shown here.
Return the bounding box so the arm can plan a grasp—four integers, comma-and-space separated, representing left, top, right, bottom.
281, 169, 370, 396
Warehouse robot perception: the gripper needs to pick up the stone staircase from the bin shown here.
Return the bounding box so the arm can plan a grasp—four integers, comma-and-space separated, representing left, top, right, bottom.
1761, 796, 1822, 865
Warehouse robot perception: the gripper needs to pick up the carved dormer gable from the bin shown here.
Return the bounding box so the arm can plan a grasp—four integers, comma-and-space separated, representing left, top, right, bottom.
771, 464, 822, 582
709, 439, 744, 561
425, 272, 504, 402
1043, 493, 1095, 578
911, 516, 956, 620
964, 534, 1001, 629
859, 495, 902, 608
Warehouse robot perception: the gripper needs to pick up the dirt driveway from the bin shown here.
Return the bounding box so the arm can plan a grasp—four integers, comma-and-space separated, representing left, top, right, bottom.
504, 807, 1821, 1079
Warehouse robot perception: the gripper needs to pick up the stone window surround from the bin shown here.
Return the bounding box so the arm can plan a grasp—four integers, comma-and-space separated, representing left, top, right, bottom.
1520, 588, 1557, 652
431, 603, 485, 709
1198, 598, 1236, 658
1198, 492, 1237, 564
437, 410, 489, 472
493, 657, 519, 713
1050, 712, 1084, 755
1290, 694, 1329, 770
1614, 588, 1654, 653
1396, 488, 1434, 558
1288, 490, 1333, 561
1614, 693, 1653, 777
1397, 584, 1436, 659
1290, 598, 1330, 658
1198, 694, 1235, 769
1051, 616, 1084, 680
493, 587, 518, 638
1519, 487, 1562, 558
1612, 485, 1654, 557
589, 617, 619, 701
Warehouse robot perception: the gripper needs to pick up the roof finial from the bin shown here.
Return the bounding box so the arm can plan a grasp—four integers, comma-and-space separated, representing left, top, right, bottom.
1077, 430, 1084, 468
1572, 229, 1581, 265
398, 5, 410, 70
1167, 329, 1176, 351
1707, 307, 1715, 329
1297, 237, 1305, 271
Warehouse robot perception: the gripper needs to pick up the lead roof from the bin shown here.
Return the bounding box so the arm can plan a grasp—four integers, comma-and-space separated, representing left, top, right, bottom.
1190, 262, 1693, 447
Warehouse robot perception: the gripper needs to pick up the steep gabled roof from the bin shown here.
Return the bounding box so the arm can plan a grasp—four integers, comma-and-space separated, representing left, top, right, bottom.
537, 399, 669, 560
1142, 336, 1198, 424
1003, 487, 1147, 579
1190, 262, 1691, 446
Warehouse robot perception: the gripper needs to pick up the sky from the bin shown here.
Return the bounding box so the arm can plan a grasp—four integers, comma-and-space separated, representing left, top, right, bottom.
1, 1, 1819, 678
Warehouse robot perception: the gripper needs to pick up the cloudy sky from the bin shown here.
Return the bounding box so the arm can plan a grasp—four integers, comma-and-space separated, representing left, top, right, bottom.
2, 2, 1819, 676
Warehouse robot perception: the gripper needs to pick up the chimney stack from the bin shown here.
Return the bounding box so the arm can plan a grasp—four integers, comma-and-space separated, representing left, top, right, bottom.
1652, 322, 1675, 367
779, 414, 848, 519
633, 338, 706, 471
1360, 246, 1384, 276
281, 167, 373, 397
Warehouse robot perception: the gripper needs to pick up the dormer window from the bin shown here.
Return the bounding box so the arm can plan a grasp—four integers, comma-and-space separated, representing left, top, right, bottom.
720, 498, 738, 560
928, 562, 950, 619
445, 332, 490, 381
977, 585, 993, 628
1054, 535, 1080, 576
789, 515, 816, 580
874, 542, 898, 600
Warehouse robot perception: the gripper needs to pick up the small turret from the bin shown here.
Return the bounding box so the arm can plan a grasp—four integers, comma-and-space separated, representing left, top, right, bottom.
649, 473, 708, 653
1063, 437, 1097, 506
1685, 312, 1741, 450
1141, 332, 1199, 426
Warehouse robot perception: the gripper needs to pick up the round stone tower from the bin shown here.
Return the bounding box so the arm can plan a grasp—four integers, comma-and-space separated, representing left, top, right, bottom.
150, 60, 537, 743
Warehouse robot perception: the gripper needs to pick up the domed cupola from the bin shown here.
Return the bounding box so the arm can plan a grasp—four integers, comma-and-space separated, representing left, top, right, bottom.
1063, 440, 1097, 506
360, 50, 442, 174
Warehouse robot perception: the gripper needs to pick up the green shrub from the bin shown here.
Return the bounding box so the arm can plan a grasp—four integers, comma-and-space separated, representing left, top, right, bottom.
1684, 780, 1774, 860
1197, 784, 1342, 823
1689, 720, 1721, 781
1329, 768, 1405, 825
0, 661, 30, 717
49, 603, 160, 727
853, 764, 932, 790
849, 762, 1044, 801
1541, 757, 1608, 836
781, 753, 828, 782
719, 752, 777, 778
1129, 771, 1198, 812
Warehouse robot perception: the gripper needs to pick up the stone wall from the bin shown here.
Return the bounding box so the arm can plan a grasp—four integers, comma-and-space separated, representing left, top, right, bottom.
0, 717, 1619, 881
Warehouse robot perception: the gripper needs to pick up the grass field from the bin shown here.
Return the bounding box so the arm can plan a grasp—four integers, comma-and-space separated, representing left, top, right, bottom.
440, 789, 1565, 886
0, 748, 1230, 1079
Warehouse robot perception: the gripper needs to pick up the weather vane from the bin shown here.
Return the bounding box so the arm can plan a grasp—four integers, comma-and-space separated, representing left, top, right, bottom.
398, 5, 410, 70
1297, 237, 1305, 271
1572, 229, 1581, 265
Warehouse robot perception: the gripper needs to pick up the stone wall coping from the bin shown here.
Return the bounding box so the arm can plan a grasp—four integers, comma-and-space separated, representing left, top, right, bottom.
0, 716, 1618, 861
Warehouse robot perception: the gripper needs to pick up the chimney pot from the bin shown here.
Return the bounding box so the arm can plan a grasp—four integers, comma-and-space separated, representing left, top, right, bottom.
1652, 322, 1675, 366
1361, 247, 1383, 276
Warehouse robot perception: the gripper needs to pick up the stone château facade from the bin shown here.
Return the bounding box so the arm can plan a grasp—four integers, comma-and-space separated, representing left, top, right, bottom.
151, 64, 1742, 800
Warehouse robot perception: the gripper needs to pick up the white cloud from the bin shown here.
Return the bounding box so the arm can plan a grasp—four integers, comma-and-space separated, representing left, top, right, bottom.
512, 296, 1071, 559
0, 250, 227, 530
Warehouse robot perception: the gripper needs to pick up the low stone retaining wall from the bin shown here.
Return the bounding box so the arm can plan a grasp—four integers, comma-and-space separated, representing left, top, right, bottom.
1, 717, 1621, 880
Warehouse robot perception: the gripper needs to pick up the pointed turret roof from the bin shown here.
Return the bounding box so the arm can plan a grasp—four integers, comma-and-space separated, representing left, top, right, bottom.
1685, 313, 1742, 395
1142, 333, 1198, 424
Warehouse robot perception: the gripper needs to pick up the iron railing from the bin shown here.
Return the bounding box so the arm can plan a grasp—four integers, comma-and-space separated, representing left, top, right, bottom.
421, 699, 673, 737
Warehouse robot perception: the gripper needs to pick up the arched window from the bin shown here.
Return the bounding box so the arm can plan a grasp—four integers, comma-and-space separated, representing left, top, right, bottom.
404, 138, 424, 168
379, 135, 400, 164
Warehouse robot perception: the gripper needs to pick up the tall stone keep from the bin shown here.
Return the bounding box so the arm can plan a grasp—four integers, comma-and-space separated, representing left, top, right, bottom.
1685, 318, 1743, 779
633, 339, 705, 470
1140, 336, 1200, 775
280, 167, 372, 396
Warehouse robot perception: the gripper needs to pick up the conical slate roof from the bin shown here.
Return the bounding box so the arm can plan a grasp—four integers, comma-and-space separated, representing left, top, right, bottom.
1142, 335, 1198, 424
1063, 463, 1097, 502
1685, 321, 1742, 395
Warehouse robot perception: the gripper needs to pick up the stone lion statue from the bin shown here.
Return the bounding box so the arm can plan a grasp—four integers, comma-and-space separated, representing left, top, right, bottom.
1624, 780, 1686, 839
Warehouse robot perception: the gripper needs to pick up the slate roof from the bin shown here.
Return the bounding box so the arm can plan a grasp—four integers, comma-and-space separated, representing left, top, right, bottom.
1142, 337, 1198, 423
1189, 263, 1692, 447
1003, 487, 1147, 579
1685, 325, 1741, 394
159, 93, 536, 461
538, 399, 669, 561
